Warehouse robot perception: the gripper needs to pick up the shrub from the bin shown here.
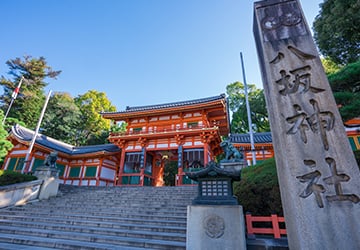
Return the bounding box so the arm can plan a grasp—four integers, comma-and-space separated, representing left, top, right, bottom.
233, 158, 283, 216
0, 170, 37, 186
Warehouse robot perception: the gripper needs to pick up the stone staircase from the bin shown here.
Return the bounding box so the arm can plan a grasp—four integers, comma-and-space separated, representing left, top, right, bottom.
0, 184, 197, 250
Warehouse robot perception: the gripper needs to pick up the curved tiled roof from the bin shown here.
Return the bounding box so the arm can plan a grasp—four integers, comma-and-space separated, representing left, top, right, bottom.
102, 94, 226, 115
11, 125, 120, 155
229, 132, 272, 144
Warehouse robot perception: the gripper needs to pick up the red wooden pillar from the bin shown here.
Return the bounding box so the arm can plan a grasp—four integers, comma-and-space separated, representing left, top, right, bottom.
118, 148, 126, 185
203, 143, 209, 166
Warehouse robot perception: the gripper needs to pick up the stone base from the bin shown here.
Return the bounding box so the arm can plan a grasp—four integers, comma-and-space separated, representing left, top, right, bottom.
220, 161, 247, 171
34, 167, 60, 200
186, 205, 247, 250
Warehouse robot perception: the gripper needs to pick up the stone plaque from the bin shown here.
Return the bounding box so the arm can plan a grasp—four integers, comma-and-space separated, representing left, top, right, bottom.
253, 0, 360, 249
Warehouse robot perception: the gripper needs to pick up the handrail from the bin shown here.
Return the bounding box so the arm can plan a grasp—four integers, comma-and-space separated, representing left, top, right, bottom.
245, 213, 287, 239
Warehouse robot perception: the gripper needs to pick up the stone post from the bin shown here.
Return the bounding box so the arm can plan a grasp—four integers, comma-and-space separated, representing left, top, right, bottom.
253, 0, 360, 249
34, 166, 60, 200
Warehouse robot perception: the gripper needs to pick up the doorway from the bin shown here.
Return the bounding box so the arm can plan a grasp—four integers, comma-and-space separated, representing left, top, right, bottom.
163, 160, 178, 186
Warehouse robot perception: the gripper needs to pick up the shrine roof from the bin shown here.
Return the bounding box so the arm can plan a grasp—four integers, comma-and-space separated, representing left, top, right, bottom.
229, 132, 272, 144
102, 94, 226, 115
11, 124, 120, 155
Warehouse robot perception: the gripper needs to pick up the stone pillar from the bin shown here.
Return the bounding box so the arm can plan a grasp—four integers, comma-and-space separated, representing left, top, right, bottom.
186, 161, 246, 249
186, 205, 247, 250
34, 167, 60, 200
253, 1, 360, 249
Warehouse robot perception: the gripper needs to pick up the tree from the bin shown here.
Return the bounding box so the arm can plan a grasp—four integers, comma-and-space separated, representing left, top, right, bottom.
328, 60, 360, 93
321, 57, 342, 75
74, 90, 116, 145
334, 91, 360, 122
0, 56, 61, 128
41, 92, 82, 145
0, 110, 13, 165
327, 60, 360, 122
313, 0, 360, 65
226, 81, 269, 134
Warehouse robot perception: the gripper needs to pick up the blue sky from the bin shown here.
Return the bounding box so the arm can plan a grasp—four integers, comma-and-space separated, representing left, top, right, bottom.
0, 0, 323, 110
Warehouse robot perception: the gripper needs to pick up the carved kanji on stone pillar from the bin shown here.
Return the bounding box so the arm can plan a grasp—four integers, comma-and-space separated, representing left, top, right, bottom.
254, 0, 360, 249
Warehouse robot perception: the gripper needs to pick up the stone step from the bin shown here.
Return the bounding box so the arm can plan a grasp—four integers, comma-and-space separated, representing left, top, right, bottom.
0, 224, 186, 243
0, 232, 169, 250
0, 218, 186, 234
0, 185, 196, 249
55, 195, 194, 201
0, 242, 61, 250
0, 214, 187, 228
15, 200, 189, 208
50, 199, 194, 204
1, 210, 187, 222
0, 228, 186, 249
31, 201, 191, 208
5, 209, 187, 220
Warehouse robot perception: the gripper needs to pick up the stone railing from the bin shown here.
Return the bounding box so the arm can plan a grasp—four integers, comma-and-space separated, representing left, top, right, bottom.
0, 179, 43, 209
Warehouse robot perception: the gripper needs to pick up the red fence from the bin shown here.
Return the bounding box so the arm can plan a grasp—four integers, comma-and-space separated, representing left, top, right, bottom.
245, 213, 287, 239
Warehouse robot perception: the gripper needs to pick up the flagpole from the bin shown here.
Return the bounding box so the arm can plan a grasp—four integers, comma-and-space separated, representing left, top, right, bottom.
21, 90, 52, 173
240, 52, 256, 165
2, 76, 24, 125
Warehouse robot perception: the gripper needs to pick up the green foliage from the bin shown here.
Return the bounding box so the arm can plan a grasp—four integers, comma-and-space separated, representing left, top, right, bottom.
333, 92, 360, 122
328, 60, 360, 93
74, 90, 116, 146
163, 161, 178, 186
0, 170, 37, 186
328, 60, 360, 121
313, 0, 360, 65
0, 56, 61, 129
226, 81, 269, 133
0, 110, 13, 165
42, 92, 82, 145
110, 122, 128, 133
233, 158, 283, 215
321, 57, 342, 75
3, 117, 25, 132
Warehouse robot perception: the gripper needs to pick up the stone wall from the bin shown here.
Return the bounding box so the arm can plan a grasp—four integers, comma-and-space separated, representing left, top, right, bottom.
0, 180, 43, 208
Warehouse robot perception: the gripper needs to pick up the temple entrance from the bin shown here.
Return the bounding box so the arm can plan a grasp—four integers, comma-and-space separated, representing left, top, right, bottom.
163, 160, 178, 186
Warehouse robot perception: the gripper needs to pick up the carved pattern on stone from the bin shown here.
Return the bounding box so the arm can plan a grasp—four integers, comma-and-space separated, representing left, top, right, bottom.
270, 46, 316, 64
270, 46, 325, 96
297, 158, 359, 208
261, 8, 301, 30
275, 66, 325, 96
323, 158, 360, 204
287, 46, 316, 61
259, 1, 306, 42
297, 160, 325, 208
203, 214, 225, 238
286, 99, 334, 151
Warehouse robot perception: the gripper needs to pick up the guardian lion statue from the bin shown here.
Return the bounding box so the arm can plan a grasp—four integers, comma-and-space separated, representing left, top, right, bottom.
44, 151, 58, 169
220, 140, 243, 162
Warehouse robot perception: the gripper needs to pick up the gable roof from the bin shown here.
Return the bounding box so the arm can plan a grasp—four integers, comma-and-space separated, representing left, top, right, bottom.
10, 124, 120, 156
229, 132, 272, 144
102, 94, 230, 136
102, 94, 227, 115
